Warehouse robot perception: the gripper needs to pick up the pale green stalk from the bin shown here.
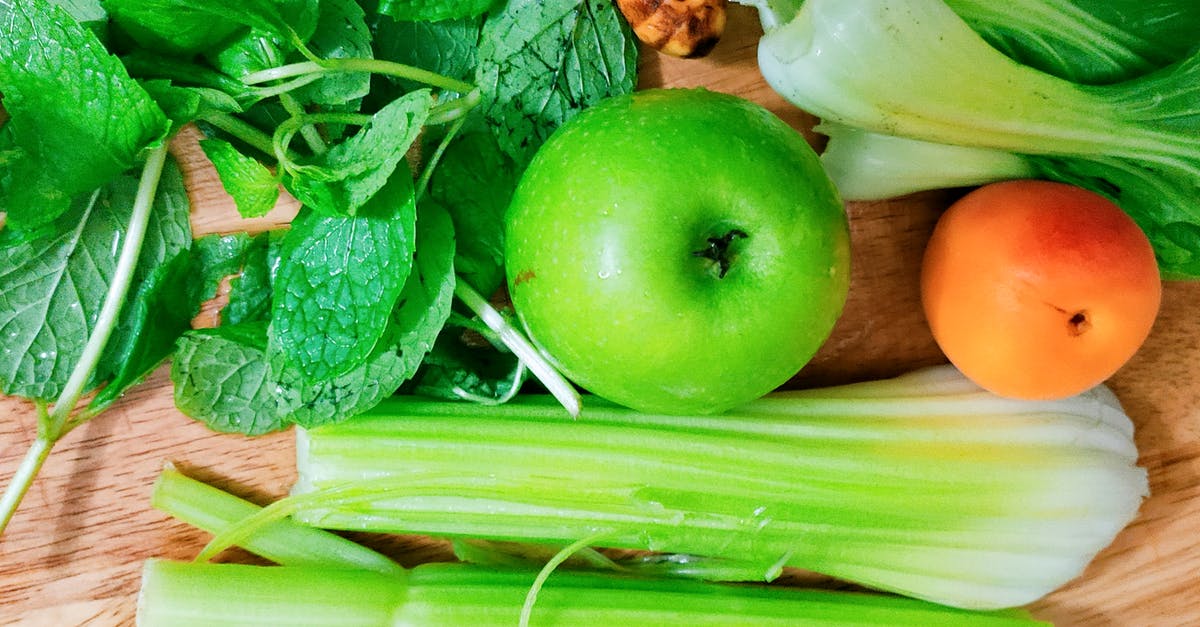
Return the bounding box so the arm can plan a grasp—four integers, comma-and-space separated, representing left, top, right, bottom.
137, 560, 1047, 626
148, 463, 1045, 624
0, 144, 170, 534
241, 59, 475, 95
817, 122, 1038, 200
152, 464, 403, 575
273, 366, 1144, 610
453, 281, 581, 417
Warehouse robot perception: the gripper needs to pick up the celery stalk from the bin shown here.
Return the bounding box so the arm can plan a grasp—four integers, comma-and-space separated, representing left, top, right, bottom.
137, 560, 1046, 626
278, 366, 1145, 610
152, 464, 403, 575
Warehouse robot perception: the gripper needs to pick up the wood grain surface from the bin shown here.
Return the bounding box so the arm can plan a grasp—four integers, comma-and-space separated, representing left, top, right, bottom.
3, 7, 1198, 625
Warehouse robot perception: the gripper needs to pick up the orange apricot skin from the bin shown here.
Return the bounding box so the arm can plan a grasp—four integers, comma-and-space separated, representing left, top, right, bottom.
920, 180, 1162, 400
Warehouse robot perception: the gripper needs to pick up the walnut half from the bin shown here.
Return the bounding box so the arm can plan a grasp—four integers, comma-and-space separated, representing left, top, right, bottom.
616, 0, 728, 59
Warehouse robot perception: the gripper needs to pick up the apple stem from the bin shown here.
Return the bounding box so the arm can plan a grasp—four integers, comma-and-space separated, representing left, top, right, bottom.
693, 229, 748, 278
453, 281, 583, 418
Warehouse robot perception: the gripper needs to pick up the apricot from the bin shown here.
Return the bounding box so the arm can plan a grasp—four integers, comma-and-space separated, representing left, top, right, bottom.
921, 180, 1162, 400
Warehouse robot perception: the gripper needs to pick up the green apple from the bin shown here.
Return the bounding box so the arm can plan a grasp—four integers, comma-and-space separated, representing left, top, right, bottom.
505, 88, 850, 415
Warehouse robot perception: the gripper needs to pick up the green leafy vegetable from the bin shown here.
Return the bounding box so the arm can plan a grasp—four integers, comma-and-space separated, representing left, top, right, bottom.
273, 199, 455, 428
48, 0, 106, 38
106, 0, 246, 56
166, 233, 283, 431
476, 0, 638, 165
0, 143, 174, 533
161, 0, 317, 48
89, 163, 197, 409
200, 138, 281, 218
269, 366, 1146, 610
0, 160, 190, 401
0, 0, 167, 231
749, 0, 1200, 277
223, 232, 282, 326
171, 323, 283, 436
268, 172, 418, 383
425, 130, 516, 295
409, 324, 528, 404
372, 15, 482, 94
280, 88, 432, 216
950, 0, 1199, 85
292, 0, 373, 106
378, 0, 495, 22
140, 81, 243, 135
812, 0, 1200, 202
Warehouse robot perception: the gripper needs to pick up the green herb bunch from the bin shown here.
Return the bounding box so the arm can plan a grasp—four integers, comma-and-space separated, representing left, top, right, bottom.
0, 0, 638, 533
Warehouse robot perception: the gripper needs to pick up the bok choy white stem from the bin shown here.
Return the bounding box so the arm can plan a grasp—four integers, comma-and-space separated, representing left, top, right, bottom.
745, 0, 1200, 277
204, 366, 1149, 610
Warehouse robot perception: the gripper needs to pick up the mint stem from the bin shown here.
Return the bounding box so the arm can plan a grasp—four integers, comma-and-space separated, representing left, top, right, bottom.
0, 433, 52, 533
415, 116, 466, 202
202, 114, 290, 160
452, 282, 582, 417
242, 59, 476, 95
0, 143, 170, 535
279, 93, 327, 156
273, 112, 373, 174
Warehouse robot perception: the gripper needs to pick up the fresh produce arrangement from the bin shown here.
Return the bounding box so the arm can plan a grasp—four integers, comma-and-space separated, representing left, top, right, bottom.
1, 0, 1197, 624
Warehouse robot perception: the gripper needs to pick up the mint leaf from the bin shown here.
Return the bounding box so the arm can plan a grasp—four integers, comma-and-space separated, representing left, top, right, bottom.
476, 0, 638, 166
378, 0, 495, 22
90, 251, 192, 411
200, 139, 281, 218
269, 171, 418, 383
0, 160, 190, 401
374, 16, 482, 93
410, 325, 527, 403
171, 322, 285, 436
89, 160, 195, 395
156, 0, 316, 45
224, 232, 284, 326
122, 53, 260, 105
0, 0, 168, 230
49, 0, 107, 40
188, 232, 265, 305
426, 131, 516, 295
276, 199, 456, 428
285, 89, 432, 216
106, 0, 246, 55
207, 30, 281, 80
141, 81, 242, 135
292, 0, 372, 106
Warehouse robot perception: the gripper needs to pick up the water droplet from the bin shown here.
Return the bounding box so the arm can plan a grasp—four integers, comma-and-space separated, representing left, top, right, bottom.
597, 270, 611, 279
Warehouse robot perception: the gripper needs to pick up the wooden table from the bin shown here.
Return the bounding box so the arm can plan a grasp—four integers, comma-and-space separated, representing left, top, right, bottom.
3, 7, 1198, 625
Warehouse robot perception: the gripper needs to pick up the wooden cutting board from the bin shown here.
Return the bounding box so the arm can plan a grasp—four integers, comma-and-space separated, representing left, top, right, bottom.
3, 7, 1198, 625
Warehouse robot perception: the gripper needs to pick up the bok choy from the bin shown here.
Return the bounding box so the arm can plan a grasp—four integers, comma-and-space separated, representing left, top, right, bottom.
814, 0, 1200, 201
198, 366, 1147, 610
743, 0, 1200, 278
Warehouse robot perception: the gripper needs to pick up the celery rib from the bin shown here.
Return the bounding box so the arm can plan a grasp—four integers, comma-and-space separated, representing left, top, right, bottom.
279, 366, 1147, 609
137, 560, 1048, 626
